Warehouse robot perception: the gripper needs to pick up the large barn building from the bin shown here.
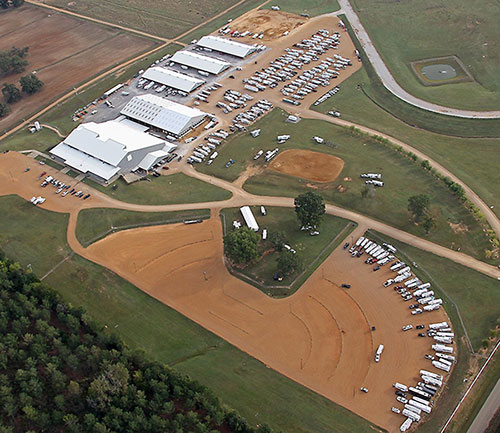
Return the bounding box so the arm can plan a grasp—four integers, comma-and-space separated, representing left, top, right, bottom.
142, 67, 204, 93
120, 94, 208, 137
170, 51, 231, 75
197, 36, 257, 58
50, 118, 176, 183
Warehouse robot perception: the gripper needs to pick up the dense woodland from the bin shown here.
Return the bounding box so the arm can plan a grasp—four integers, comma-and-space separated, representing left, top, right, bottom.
0, 250, 275, 433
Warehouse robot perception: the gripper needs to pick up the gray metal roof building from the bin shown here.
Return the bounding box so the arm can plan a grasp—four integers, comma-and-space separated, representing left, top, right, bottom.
170, 51, 231, 75
142, 67, 205, 93
197, 36, 257, 58
50, 118, 176, 183
120, 94, 208, 137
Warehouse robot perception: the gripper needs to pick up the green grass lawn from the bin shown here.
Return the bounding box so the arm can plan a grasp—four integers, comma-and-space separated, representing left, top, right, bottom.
261, 0, 339, 16
203, 109, 494, 263
84, 172, 232, 205
220, 206, 354, 296
44, 0, 243, 40
179, 0, 266, 44
0, 194, 379, 433
313, 66, 500, 221
1, 128, 62, 153
350, 0, 500, 110
76, 207, 211, 246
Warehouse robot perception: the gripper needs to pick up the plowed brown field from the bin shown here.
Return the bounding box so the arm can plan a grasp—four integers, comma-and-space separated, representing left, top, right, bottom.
0, 5, 155, 131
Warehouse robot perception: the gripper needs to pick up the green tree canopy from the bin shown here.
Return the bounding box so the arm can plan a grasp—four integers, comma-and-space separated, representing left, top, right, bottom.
294, 191, 326, 229
0, 101, 10, 118
20, 73, 43, 95
269, 231, 288, 252
277, 250, 301, 277
223, 227, 259, 264
408, 194, 430, 222
2, 83, 21, 103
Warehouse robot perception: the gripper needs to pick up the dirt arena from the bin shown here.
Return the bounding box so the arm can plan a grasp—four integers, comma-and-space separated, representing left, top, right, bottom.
270, 149, 344, 182
226, 9, 307, 41
84, 216, 449, 432
0, 5, 155, 130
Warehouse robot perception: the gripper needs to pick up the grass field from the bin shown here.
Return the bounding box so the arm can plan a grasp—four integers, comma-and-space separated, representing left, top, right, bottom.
76, 208, 211, 246
367, 230, 500, 432
313, 67, 500, 221
84, 172, 231, 205
200, 109, 494, 263
179, 0, 265, 44
350, 0, 500, 110
44, 0, 243, 39
0, 195, 379, 433
261, 0, 340, 16
220, 206, 354, 295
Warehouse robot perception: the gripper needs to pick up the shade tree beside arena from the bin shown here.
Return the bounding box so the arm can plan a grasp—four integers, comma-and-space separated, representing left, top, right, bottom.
294, 191, 326, 229
224, 226, 260, 264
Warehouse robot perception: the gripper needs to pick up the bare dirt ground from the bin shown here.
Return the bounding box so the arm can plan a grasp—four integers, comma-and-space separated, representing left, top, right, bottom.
82, 217, 449, 432
0, 5, 155, 131
227, 9, 307, 41
269, 149, 344, 182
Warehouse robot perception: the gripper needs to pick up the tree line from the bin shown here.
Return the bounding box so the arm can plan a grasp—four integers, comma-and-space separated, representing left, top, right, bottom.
0, 0, 24, 9
0, 250, 276, 433
0, 46, 44, 118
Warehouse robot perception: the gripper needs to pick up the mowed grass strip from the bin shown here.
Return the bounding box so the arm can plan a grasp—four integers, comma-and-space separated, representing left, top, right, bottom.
76, 208, 211, 246
351, 0, 500, 110
84, 172, 232, 205
201, 108, 493, 262
313, 67, 500, 220
261, 0, 340, 16
220, 206, 354, 296
44, 0, 243, 39
0, 195, 378, 433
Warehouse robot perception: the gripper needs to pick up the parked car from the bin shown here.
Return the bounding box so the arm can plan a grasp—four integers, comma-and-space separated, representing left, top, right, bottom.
416, 325, 425, 330
373, 266, 380, 271
343, 242, 349, 250
341, 284, 351, 289
402, 325, 413, 331
418, 333, 426, 337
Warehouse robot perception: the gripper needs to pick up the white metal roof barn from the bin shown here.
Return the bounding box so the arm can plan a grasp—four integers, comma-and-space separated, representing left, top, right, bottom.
197, 36, 257, 58
142, 67, 205, 93
49, 118, 176, 181
170, 51, 231, 75
121, 94, 208, 136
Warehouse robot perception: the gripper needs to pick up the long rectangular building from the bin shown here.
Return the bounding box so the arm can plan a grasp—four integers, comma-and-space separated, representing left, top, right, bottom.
170, 51, 231, 75
197, 35, 257, 58
142, 67, 204, 93
121, 94, 207, 137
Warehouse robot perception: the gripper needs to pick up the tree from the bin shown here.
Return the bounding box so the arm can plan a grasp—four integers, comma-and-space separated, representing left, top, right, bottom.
9, 55, 28, 74
422, 216, 436, 234
0, 102, 10, 118
223, 227, 259, 264
268, 231, 288, 252
0, 0, 8, 9
2, 83, 21, 103
294, 191, 326, 229
408, 194, 430, 222
13, 0, 25, 6
277, 251, 301, 277
19, 73, 43, 95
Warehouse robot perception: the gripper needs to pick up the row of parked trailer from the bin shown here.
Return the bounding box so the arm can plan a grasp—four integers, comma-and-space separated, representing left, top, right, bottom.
193, 82, 224, 105
231, 98, 273, 131
393, 321, 455, 431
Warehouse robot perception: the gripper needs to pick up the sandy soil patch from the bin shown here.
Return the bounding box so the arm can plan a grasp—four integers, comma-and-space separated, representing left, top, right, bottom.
226, 9, 307, 41
270, 149, 344, 183
84, 218, 450, 431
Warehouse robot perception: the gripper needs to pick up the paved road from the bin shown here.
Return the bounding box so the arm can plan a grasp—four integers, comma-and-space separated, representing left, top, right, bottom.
337, 0, 500, 119
467, 377, 500, 433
